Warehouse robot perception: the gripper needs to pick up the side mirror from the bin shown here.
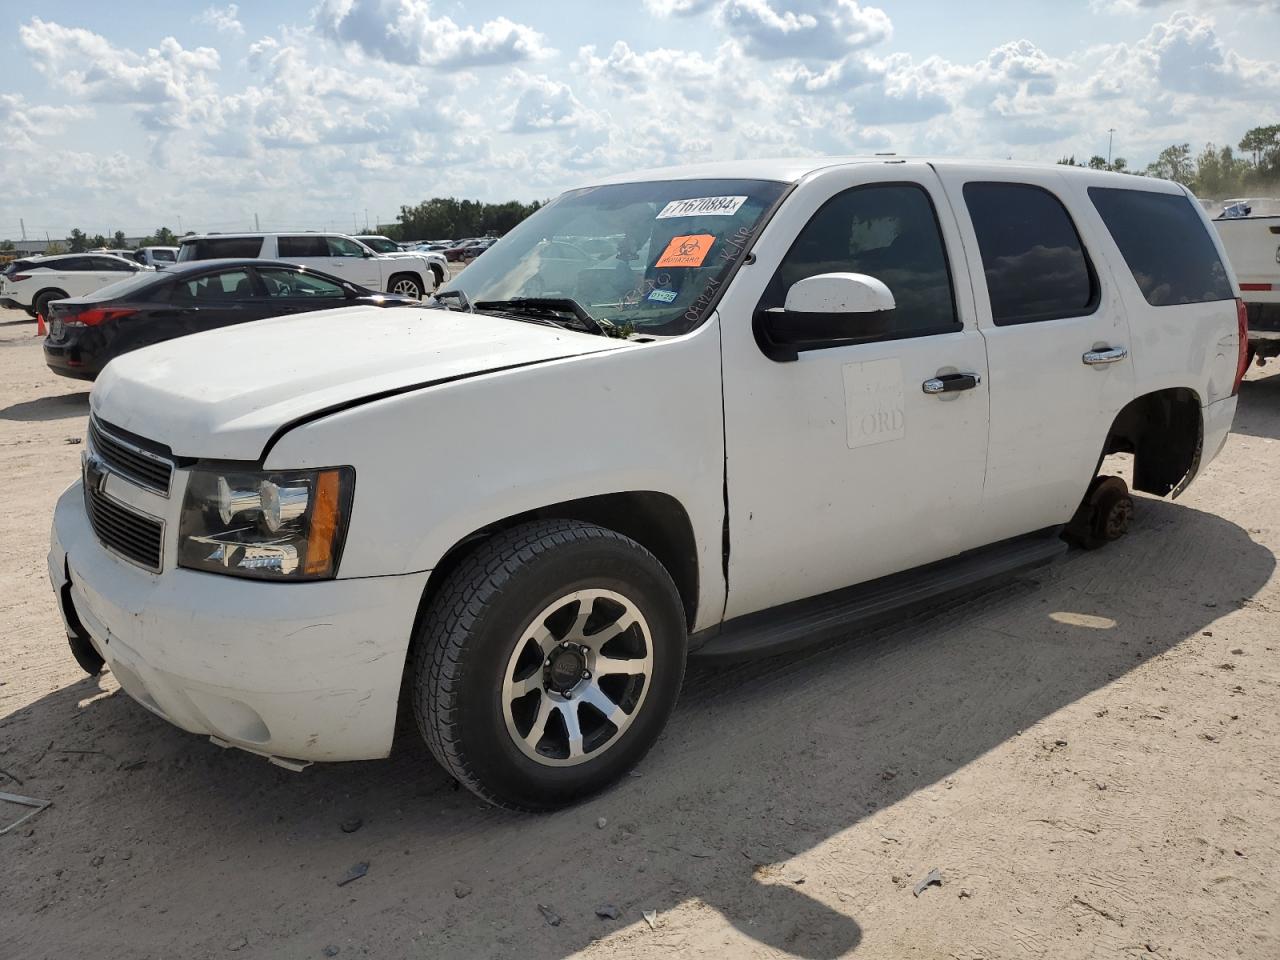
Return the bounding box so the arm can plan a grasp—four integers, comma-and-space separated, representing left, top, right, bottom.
754, 273, 896, 362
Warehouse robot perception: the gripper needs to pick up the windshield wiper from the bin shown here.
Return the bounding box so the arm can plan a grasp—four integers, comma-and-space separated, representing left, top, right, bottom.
473, 297, 611, 337
429, 288, 473, 312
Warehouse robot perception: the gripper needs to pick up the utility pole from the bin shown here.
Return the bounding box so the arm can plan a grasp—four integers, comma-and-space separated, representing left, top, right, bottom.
255, 212, 261, 232
20, 218, 27, 241
177, 215, 183, 235
1107, 128, 1116, 167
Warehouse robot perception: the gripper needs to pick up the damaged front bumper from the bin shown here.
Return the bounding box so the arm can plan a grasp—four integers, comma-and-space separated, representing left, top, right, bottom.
49, 481, 429, 764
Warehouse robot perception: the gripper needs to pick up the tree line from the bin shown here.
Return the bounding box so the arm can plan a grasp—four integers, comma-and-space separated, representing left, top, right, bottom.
386, 197, 544, 242
1059, 123, 1280, 199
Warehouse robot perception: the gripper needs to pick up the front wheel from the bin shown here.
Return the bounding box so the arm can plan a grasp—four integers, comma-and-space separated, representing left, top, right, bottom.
411, 520, 687, 811
389, 274, 423, 300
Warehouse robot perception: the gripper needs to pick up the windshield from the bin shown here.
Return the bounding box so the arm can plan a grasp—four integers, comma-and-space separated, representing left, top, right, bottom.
441, 178, 788, 336
360, 237, 399, 253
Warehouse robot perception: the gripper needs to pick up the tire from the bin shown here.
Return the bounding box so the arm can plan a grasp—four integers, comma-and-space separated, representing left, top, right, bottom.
429, 264, 444, 289
1064, 475, 1133, 550
33, 289, 67, 318
412, 519, 687, 811
389, 274, 423, 300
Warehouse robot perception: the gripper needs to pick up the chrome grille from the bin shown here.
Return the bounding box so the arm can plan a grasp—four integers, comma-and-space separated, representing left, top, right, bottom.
88, 418, 174, 496
84, 484, 164, 572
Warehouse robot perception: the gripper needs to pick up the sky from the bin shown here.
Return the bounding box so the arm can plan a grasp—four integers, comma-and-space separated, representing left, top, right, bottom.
2, 0, 1278, 241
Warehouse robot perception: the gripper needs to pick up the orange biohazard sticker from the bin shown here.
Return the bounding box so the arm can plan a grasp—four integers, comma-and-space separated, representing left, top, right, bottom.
655, 234, 714, 268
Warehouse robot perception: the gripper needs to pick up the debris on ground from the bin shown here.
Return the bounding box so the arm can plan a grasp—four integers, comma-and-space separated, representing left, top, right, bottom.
340, 818, 363, 834
596, 816, 608, 829
117, 759, 146, 771
322, 946, 339, 957
594, 904, 621, 920
643, 909, 658, 930
913, 868, 943, 897
537, 903, 562, 926
225, 935, 248, 952
0, 791, 52, 836
336, 862, 369, 887
453, 883, 472, 899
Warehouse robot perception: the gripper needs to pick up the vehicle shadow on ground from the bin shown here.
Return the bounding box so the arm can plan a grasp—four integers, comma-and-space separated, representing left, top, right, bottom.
0, 392, 89, 422
2, 498, 1273, 960
1233, 370, 1280, 440
0, 318, 35, 328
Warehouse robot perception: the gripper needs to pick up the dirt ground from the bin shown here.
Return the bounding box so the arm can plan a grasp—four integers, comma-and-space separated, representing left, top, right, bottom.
1, 302, 1278, 960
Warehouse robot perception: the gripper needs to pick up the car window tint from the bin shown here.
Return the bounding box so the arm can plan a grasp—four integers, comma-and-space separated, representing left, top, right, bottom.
326, 236, 366, 257
94, 257, 135, 271
51, 257, 94, 271
259, 268, 346, 299
1088, 187, 1233, 306
172, 269, 255, 302
963, 182, 1097, 325
278, 236, 330, 258
760, 183, 959, 340
151, 249, 177, 263
180, 237, 264, 260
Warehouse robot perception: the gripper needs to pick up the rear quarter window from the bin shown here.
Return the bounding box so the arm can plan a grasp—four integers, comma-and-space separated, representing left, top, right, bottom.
180, 237, 265, 260
1088, 187, 1233, 306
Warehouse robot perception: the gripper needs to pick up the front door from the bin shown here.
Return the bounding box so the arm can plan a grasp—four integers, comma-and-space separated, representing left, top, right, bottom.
718, 163, 991, 620
325, 235, 383, 289
931, 165, 1135, 543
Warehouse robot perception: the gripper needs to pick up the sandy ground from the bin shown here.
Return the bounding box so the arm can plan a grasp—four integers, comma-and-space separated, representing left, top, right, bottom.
1, 301, 1278, 960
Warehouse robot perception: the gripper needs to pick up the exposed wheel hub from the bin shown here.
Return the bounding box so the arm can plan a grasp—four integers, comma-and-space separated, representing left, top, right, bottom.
546, 643, 587, 694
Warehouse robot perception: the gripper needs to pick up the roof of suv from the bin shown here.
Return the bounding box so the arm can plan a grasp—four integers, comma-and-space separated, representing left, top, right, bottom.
584, 156, 1190, 196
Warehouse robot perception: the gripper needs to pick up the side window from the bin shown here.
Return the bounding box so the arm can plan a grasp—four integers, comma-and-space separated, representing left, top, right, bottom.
1088, 187, 1233, 306
259, 268, 346, 299
327, 236, 366, 258
760, 183, 959, 340
94, 257, 134, 272
278, 236, 330, 258
184, 237, 264, 259
963, 182, 1097, 325
172, 269, 256, 302
55, 257, 93, 272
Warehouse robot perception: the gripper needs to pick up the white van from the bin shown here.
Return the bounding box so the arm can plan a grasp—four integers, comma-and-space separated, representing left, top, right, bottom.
50, 158, 1245, 810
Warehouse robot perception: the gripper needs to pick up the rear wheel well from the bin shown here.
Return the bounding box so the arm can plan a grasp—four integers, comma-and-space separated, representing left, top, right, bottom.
33, 287, 69, 310
413, 492, 701, 636
1101, 388, 1202, 497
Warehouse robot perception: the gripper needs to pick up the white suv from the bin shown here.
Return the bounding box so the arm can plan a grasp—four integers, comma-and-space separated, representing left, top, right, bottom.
50, 158, 1245, 810
176, 232, 444, 297
1, 253, 149, 317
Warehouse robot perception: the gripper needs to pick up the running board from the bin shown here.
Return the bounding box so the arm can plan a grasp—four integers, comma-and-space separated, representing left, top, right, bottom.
690, 529, 1067, 663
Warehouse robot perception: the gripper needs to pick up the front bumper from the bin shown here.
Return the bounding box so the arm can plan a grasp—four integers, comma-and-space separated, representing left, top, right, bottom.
49, 481, 430, 763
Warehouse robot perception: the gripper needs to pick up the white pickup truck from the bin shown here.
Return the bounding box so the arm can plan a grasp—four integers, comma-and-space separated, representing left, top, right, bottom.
1211, 203, 1280, 363
176, 232, 445, 298
50, 158, 1244, 810
0, 253, 150, 317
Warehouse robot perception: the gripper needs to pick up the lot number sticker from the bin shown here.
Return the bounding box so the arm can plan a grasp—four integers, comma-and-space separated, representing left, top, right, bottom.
656, 196, 748, 219
656, 234, 715, 268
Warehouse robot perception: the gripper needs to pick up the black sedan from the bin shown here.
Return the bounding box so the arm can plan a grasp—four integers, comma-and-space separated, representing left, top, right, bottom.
43, 259, 414, 380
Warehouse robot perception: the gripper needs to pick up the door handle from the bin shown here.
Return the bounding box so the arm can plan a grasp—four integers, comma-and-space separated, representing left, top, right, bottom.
1083, 346, 1128, 365
922, 373, 981, 394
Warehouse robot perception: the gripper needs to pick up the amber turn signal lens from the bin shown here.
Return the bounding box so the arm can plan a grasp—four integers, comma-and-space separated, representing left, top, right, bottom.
304, 469, 343, 576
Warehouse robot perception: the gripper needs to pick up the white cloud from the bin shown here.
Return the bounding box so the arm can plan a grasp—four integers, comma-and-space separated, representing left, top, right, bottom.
197, 4, 244, 36
642, 0, 720, 14
717, 0, 892, 61
316, 0, 552, 68
19, 18, 221, 131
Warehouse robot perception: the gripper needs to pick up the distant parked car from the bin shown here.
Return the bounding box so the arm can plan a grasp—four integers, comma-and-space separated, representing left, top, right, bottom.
43, 259, 415, 380
1212, 202, 1280, 366
131, 246, 179, 269
444, 238, 484, 261
353, 235, 449, 283
0, 253, 149, 318
458, 237, 498, 263
178, 232, 443, 296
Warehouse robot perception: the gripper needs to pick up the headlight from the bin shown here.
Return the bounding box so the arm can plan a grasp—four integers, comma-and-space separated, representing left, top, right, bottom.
178, 466, 354, 580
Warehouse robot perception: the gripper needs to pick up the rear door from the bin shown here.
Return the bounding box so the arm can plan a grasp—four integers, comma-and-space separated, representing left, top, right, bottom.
86, 256, 138, 297
932, 164, 1135, 543
276, 235, 332, 274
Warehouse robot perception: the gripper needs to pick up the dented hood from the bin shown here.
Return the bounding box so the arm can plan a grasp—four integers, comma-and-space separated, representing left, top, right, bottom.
91, 304, 622, 460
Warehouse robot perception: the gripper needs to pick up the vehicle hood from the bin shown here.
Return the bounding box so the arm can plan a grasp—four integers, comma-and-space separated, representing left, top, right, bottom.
91, 304, 626, 460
